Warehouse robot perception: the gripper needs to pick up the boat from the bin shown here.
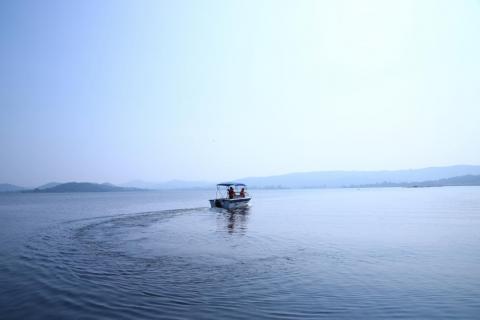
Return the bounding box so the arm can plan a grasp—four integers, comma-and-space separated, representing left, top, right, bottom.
209, 182, 251, 209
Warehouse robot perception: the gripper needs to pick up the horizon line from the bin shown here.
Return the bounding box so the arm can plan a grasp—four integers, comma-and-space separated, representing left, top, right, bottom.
3, 163, 480, 188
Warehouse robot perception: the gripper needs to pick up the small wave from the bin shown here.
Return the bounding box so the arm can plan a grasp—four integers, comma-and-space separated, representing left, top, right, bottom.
18, 207, 324, 319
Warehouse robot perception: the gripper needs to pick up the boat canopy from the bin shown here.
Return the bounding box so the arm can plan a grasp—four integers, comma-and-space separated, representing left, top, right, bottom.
217, 182, 246, 187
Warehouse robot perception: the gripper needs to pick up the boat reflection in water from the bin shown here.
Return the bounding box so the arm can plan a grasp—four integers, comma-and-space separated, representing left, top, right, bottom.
215, 206, 251, 234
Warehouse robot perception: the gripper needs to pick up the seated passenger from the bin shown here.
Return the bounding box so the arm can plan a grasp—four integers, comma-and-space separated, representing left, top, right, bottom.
228, 187, 235, 199
240, 188, 246, 198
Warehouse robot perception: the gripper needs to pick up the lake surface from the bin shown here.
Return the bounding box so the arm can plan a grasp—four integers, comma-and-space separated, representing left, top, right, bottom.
1, 187, 479, 319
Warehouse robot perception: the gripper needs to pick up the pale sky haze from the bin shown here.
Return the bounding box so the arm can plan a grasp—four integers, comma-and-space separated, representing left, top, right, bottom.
1, 0, 479, 186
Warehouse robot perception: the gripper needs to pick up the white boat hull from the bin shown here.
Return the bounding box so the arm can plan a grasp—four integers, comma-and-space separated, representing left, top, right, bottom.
209, 197, 251, 209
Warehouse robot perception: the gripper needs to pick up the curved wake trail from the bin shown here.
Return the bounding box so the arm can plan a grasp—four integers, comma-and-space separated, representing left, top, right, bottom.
17, 207, 308, 319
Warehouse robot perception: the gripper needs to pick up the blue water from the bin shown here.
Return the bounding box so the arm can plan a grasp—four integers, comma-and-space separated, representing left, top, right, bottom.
1, 187, 479, 319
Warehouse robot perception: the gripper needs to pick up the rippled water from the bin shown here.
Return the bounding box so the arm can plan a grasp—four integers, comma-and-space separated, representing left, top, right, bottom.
1, 188, 480, 319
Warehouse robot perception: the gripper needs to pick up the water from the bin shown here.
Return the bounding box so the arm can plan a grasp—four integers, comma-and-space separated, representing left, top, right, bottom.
1, 187, 479, 319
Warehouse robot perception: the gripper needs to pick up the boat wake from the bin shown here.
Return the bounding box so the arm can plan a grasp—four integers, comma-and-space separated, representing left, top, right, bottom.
17, 207, 311, 319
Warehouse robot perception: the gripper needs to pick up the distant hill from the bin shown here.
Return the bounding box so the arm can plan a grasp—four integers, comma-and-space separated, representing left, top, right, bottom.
36, 182, 61, 190
352, 174, 480, 188
238, 165, 480, 188
28, 182, 143, 193
4, 165, 480, 192
0, 183, 26, 192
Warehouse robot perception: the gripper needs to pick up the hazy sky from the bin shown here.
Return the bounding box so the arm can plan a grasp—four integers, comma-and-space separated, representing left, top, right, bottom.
1, 0, 479, 186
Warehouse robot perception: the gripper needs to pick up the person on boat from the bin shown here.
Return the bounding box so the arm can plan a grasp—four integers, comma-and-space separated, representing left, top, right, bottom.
240, 188, 246, 198
228, 186, 235, 199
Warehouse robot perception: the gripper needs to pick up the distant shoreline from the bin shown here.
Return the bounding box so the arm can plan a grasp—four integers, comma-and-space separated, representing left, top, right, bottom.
2, 165, 480, 193
1, 184, 480, 194
23, 182, 145, 193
